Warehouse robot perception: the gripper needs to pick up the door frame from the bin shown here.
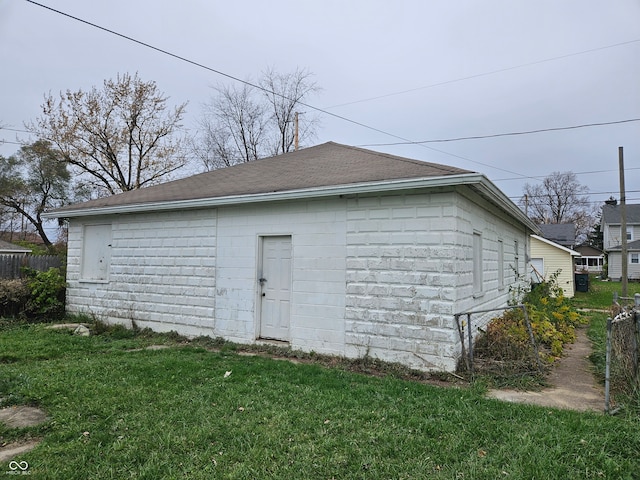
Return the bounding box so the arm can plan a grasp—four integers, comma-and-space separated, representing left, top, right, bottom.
255, 234, 293, 341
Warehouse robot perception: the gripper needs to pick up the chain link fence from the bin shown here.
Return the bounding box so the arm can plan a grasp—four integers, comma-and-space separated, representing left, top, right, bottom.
605, 293, 640, 414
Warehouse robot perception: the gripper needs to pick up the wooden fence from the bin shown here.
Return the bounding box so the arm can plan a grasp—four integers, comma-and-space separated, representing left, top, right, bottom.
0, 255, 63, 279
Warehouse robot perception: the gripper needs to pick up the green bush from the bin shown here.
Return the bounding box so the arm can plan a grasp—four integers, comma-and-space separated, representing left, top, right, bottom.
475, 271, 587, 374
0, 268, 66, 320
0, 279, 31, 318
24, 267, 66, 319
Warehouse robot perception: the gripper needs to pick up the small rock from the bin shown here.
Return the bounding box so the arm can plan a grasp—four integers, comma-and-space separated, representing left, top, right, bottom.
73, 325, 90, 336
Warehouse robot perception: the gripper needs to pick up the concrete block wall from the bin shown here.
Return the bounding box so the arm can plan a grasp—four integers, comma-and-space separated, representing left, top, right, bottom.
345, 191, 462, 371
67, 210, 217, 336
65, 187, 531, 373
344, 189, 529, 371
214, 198, 347, 354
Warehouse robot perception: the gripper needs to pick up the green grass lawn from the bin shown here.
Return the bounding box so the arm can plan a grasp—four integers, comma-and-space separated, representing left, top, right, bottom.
1, 321, 639, 479
572, 276, 640, 310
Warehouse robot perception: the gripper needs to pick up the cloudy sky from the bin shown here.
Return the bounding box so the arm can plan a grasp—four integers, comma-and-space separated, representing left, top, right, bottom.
1, 0, 639, 207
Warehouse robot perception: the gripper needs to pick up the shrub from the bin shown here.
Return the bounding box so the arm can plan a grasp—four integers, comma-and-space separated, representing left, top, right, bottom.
23, 267, 66, 320
475, 271, 587, 374
0, 279, 31, 318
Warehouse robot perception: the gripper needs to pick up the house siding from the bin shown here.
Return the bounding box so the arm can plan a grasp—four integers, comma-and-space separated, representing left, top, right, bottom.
607, 252, 640, 280
604, 224, 640, 250
530, 237, 576, 297
65, 189, 529, 372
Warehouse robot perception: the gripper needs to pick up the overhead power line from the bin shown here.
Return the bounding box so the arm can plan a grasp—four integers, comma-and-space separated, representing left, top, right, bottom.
23, 0, 530, 179
326, 38, 640, 110
359, 118, 640, 146
22, 0, 638, 184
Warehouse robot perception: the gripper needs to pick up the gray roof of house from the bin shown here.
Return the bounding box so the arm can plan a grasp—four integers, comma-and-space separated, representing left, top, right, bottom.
574, 245, 604, 256
0, 239, 31, 253
50, 142, 474, 214
537, 223, 576, 246
602, 204, 640, 224
45, 142, 539, 232
608, 239, 640, 251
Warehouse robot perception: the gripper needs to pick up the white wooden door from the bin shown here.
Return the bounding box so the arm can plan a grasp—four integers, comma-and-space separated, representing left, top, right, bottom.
259, 236, 292, 341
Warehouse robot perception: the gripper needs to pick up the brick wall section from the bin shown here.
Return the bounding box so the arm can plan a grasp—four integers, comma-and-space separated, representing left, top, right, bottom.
66, 210, 217, 336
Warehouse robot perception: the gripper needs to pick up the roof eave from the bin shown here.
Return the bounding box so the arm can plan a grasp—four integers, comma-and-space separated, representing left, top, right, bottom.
44, 173, 535, 233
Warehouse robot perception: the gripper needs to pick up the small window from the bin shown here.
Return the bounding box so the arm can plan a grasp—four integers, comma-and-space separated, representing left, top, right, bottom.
497, 240, 504, 288
473, 232, 483, 293
631, 253, 639, 265
627, 227, 633, 242
81, 224, 112, 282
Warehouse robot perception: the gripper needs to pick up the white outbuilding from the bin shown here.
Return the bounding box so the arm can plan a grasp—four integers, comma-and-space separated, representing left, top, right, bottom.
46, 142, 537, 371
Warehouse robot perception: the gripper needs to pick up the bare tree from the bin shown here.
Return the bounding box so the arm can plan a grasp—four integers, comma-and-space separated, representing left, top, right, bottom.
194, 83, 268, 170
521, 171, 596, 241
29, 73, 187, 197
194, 68, 320, 171
260, 67, 321, 156
0, 141, 70, 247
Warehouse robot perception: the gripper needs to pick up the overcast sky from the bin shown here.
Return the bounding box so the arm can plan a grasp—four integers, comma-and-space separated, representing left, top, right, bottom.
1, 0, 639, 207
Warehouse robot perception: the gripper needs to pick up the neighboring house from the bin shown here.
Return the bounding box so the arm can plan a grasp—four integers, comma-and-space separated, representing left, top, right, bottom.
602, 204, 640, 280
607, 240, 640, 281
530, 235, 581, 298
573, 245, 604, 273
537, 223, 576, 249
44, 142, 538, 372
0, 239, 31, 256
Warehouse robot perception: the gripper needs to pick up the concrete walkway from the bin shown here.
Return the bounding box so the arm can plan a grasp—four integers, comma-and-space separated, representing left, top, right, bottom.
487, 327, 604, 412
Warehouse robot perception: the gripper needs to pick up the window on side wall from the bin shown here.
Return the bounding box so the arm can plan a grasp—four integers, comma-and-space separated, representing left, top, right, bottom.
81, 224, 112, 282
498, 239, 504, 288
473, 232, 483, 294
631, 253, 639, 265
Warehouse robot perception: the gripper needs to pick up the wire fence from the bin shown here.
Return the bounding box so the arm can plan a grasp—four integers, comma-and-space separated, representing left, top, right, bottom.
455, 304, 543, 378
605, 293, 640, 414
0, 254, 63, 279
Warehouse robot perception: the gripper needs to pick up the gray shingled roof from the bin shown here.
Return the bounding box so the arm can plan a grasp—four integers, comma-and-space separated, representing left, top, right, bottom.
0, 239, 31, 253
608, 239, 640, 251
602, 204, 640, 224
537, 223, 576, 246
50, 142, 474, 213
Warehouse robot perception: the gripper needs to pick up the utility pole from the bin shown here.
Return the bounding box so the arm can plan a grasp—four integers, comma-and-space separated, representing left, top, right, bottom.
294, 112, 299, 151
619, 146, 628, 297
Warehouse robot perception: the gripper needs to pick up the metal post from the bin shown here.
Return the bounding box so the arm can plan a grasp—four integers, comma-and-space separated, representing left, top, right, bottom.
634, 311, 640, 384
467, 313, 474, 375
521, 305, 544, 373
455, 314, 469, 372
605, 317, 612, 414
